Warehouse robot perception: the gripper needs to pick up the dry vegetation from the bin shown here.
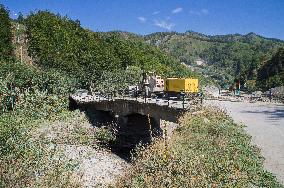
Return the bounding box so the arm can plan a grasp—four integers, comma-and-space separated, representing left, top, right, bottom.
116, 107, 283, 188
0, 110, 81, 187
0, 110, 125, 187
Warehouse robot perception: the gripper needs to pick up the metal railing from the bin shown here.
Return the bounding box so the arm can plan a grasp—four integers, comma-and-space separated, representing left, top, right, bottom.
71, 89, 202, 110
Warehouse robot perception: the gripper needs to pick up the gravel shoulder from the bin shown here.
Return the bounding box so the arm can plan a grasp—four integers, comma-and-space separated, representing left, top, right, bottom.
205, 100, 284, 184
61, 144, 129, 187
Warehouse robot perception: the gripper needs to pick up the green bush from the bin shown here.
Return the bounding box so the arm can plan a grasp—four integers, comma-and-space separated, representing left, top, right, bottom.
0, 61, 80, 114
94, 126, 116, 147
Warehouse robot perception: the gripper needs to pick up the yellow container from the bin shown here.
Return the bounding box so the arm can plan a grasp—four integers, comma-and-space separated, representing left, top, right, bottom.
165, 78, 199, 93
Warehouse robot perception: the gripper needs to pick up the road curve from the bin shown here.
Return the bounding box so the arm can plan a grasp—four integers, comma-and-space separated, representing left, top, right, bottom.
205, 100, 284, 184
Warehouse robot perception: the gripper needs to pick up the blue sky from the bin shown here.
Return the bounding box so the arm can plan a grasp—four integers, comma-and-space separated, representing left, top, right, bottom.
1, 0, 284, 40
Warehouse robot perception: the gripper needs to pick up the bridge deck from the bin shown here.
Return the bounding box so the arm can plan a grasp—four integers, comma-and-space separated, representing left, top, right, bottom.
71, 95, 192, 109
70, 95, 194, 123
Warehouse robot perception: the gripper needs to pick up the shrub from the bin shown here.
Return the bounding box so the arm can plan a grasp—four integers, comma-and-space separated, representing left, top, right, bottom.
0, 111, 80, 187
116, 108, 283, 187
94, 125, 116, 147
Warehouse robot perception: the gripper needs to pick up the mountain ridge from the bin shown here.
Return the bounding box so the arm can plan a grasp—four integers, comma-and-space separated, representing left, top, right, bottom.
133, 30, 284, 87
108, 30, 284, 43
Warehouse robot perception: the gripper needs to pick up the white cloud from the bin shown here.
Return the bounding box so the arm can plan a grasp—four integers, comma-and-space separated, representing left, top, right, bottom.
172, 7, 183, 14
154, 19, 175, 30
153, 11, 160, 15
138, 16, 147, 23
14, 13, 17, 16
189, 9, 209, 16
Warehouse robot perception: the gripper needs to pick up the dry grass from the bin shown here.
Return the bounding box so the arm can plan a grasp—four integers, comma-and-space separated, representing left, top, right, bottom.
0, 109, 119, 187
0, 110, 82, 187
116, 107, 283, 188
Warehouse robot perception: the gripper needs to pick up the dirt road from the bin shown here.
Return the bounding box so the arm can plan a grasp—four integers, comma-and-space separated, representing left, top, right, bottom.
205, 100, 284, 184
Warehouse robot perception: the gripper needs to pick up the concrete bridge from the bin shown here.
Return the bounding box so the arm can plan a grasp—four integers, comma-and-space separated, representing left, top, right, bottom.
69, 94, 194, 148
70, 97, 187, 123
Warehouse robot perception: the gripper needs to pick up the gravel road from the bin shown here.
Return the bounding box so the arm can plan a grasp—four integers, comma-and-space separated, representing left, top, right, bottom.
205, 100, 284, 184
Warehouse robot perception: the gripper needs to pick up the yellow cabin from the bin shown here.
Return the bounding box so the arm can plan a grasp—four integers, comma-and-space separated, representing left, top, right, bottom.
165, 78, 199, 93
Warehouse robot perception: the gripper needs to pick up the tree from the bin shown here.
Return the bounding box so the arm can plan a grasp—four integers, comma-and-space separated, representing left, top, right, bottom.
0, 4, 13, 61
256, 48, 284, 90
24, 11, 194, 90
16, 12, 24, 24
246, 80, 256, 92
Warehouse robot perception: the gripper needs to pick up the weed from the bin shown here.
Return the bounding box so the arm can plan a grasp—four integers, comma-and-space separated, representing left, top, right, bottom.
116, 107, 283, 187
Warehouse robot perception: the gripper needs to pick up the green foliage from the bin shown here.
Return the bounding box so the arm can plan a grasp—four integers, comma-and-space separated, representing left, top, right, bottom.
94, 126, 116, 147
117, 108, 283, 187
24, 11, 196, 89
0, 61, 38, 90
16, 12, 24, 24
26, 11, 103, 84
102, 32, 173, 75
94, 66, 142, 93
0, 62, 77, 115
0, 4, 13, 61
35, 69, 78, 95
257, 48, 284, 90
0, 63, 108, 186
246, 80, 257, 93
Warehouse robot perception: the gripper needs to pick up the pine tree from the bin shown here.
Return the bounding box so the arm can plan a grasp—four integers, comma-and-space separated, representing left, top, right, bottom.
16, 12, 24, 24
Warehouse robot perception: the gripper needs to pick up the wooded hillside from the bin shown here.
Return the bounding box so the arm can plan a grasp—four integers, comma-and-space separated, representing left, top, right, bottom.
257, 48, 284, 90
24, 11, 197, 89
144, 31, 284, 88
